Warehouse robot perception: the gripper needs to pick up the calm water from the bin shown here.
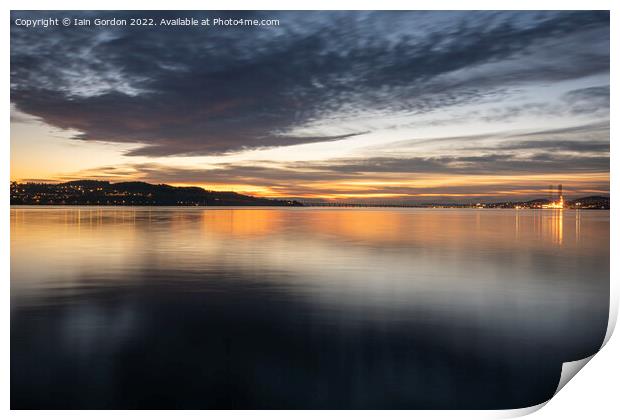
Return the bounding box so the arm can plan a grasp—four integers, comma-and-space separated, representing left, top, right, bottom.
11, 207, 609, 409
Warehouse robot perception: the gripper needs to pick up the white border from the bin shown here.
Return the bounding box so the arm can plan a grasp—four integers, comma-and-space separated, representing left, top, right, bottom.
3, 1, 617, 419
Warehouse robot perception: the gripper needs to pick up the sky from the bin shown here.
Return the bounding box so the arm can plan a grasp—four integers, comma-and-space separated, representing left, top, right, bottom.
10, 11, 610, 203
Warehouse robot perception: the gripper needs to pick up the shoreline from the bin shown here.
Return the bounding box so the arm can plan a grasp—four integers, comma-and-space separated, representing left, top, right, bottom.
9, 204, 610, 210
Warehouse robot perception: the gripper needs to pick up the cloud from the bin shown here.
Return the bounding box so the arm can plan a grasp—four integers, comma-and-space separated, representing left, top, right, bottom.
62, 154, 609, 203
10, 11, 610, 157
308, 154, 609, 176
508, 121, 609, 140
69, 145, 609, 189
562, 85, 610, 116
497, 140, 609, 153
368, 121, 610, 157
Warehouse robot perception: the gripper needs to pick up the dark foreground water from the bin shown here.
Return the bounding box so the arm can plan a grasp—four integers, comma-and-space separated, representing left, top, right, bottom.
11, 207, 609, 409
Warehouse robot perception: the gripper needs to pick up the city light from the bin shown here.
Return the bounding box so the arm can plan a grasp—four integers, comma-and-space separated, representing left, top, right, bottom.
542, 184, 565, 209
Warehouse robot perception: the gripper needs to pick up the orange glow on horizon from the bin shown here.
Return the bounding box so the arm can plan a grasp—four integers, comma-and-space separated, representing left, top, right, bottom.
11, 170, 609, 201
169, 183, 278, 197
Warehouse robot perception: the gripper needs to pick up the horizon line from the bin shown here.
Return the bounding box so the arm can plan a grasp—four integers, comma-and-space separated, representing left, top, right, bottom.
10, 178, 610, 205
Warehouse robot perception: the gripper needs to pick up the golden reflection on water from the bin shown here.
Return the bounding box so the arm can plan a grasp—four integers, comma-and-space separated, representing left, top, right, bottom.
10, 207, 599, 252
10, 206, 609, 341
10, 207, 605, 290
515, 210, 520, 240
576, 210, 581, 243
201, 209, 281, 236
546, 209, 563, 246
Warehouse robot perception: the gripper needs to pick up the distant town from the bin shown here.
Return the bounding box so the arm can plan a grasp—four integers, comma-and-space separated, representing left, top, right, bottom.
10, 180, 610, 209
10, 180, 302, 207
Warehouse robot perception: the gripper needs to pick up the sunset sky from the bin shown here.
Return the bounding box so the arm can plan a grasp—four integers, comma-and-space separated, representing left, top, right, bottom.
10, 11, 609, 203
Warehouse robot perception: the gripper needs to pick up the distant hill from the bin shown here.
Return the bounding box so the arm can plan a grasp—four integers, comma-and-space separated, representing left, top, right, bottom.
11, 180, 303, 207
567, 196, 609, 209
10, 180, 609, 208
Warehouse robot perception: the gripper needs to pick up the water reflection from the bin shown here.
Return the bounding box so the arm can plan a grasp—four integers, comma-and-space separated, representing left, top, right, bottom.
11, 207, 609, 409
576, 210, 582, 243
544, 210, 564, 246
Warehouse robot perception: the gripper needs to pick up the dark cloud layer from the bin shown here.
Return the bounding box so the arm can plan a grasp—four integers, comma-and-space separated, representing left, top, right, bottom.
76, 147, 609, 190
67, 153, 609, 203
11, 11, 610, 156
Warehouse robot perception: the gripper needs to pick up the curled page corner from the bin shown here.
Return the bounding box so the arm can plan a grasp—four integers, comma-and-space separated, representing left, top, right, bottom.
602, 292, 618, 348
554, 355, 595, 396
501, 318, 614, 419
505, 304, 616, 418
495, 401, 548, 418
542, 289, 619, 407
497, 355, 596, 419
